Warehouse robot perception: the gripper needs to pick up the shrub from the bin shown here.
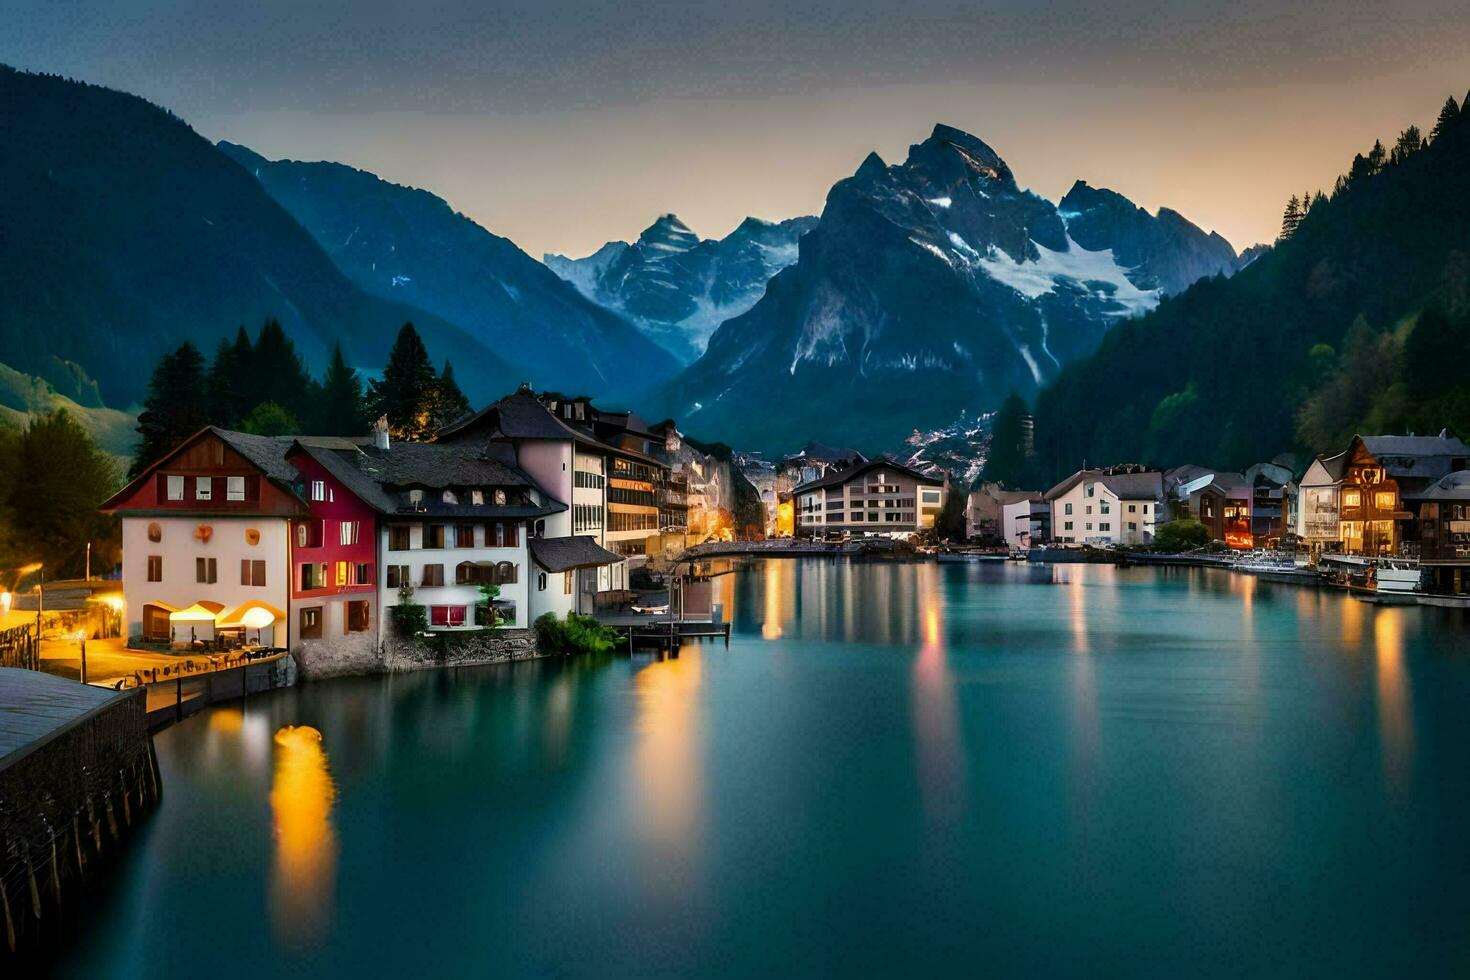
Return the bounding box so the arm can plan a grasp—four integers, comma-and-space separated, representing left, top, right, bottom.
1153, 519, 1211, 552
534, 611, 619, 656
391, 583, 428, 637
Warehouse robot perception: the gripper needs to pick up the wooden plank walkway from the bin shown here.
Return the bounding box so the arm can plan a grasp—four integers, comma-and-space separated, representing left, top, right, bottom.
0, 666, 128, 767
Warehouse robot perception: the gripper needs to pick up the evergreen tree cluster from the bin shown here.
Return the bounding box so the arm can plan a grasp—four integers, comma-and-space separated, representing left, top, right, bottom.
1025, 89, 1470, 483
132, 320, 468, 474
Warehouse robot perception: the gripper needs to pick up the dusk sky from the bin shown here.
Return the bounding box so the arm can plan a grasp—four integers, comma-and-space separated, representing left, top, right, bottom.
6, 0, 1470, 258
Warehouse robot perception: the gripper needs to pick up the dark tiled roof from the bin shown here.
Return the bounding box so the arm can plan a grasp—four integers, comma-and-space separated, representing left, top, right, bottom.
791, 458, 943, 495
439, 390, 666, 466
528, 535, 623, 572
211, 428, 298, 485
1045, 468, 1164, 501
1414, 470, 1470, 500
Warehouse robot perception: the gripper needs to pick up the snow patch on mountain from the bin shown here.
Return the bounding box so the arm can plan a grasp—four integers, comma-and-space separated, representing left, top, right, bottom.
973, 235, 1159, 315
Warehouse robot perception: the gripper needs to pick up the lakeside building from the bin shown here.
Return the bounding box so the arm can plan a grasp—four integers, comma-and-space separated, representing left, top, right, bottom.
1046, 467, 1164, 547
968, 483, 1043, 541
1175, 472, 1253, 548
1000, 497, 1049, 551
101, 428, 305, 647
1296, 433, 1470, 557
792, 459, 946, 538
1411, 470, 1470, 596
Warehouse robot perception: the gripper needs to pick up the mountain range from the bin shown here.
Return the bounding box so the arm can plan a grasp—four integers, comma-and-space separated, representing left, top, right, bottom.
0, 65, 526, 413
219, 143, 680, 396
545, 213, 817, 363
652, 124, 1247, 455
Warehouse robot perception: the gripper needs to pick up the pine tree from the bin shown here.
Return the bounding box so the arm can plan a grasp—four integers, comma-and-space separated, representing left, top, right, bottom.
430, 360, 472, 430
1431, 96, 1461, 142
1278, 194, 1303, 241
1393, 125, 1423, 162
131, 342, 210, 476
367, 323, 440, 441
0, 411, 120, 577
206, 327, 252, 428
311, 343, 369, 435
983, 392, 1033, 488
1367, 139, 1387, 174
249, 319, 313, 421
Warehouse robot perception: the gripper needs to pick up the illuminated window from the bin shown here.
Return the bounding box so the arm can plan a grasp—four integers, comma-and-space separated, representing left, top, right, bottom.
1343, 491, 1362, 507
166, 475, 184, 501
1374, 492, 1396, 510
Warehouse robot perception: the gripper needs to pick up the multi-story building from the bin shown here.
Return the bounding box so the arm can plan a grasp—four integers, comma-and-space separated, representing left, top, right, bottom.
1046, 467, 1163, 547
100, 428, 304, 647
1412, 470, 1470, 596
437, 387, 635, 589
967, 483, 1041, 541
1298, 433, 1470, 557
792, 459, 946, 538
1000, 497, 1049, 551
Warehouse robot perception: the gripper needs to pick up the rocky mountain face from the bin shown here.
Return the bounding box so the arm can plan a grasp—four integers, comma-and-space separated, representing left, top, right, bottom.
655, 124, 1240, 455
0, 66, 518, 410
545, 213, 817, 363
219, 143, 680, 398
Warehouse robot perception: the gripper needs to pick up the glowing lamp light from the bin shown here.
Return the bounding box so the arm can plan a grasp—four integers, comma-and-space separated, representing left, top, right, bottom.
242, 606, 277, 630
0, 592, 10, 617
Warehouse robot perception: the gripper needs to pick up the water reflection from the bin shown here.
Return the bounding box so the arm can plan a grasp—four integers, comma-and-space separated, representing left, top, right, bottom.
1063, 570, 1099, 818
761, 559, 785, 640
270, 725, 339, 947
632, 650, 704, 884
910, 563, 966, 820
1372, 608, 1414, 793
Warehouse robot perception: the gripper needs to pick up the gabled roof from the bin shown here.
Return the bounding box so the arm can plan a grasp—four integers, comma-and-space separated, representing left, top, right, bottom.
439, 389, 665, 466
791, 457, 942, 495
100, 426, 303, 513
290, 439, 563, 518
528, 536, 623, 572
1045, 468, 1163, 501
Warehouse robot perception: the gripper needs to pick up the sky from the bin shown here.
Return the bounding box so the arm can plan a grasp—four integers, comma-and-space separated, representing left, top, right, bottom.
4, 1, 1470, 258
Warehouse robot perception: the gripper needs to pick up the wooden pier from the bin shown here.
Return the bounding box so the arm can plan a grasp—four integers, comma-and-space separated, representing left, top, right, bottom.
598, 615, 732, 650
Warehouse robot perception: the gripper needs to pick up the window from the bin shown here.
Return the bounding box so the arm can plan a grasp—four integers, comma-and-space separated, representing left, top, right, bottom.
1142, 504, 1149, 514
442, 490, 458, 505
195, 557, 217, 584
430, 605, 467, 627
311, 480, 326, 501
299, 607, 323, 639
241, 559, 266, 587
1374, 492, 1396, 510
301, 563, 326, 590
1100, 502, 1110, 514
195, 476, 212, 501
538, 572, 547, 592
296, 521, 322, 549
497, 562, 517, 584
1064, 521, 1074, 532
494, 489, 507, 506
147, 555, 163, 582
1100, 523, 1111, 532
339, 520, 360, 546
456, 524, 477, 548
346, 600, 370, 633
851, 512, 862, 522
471, 490, 484, 505
335, 561, 349, 587
424, 524, 446, 549
1086, 505, 1093, 515
1343, 490, 1362, 507
166, 475, 184, 501
564, 570, 574, 595
227, 476, 246, 501
386, 565, 409, 589
1065, 502, 1073, 515
1086, 523, 1093, 531
1128, 522, 1138, 532
1128, 504, 1137, 513
1086, 485, 1095, 497
356, 563, 371, 585
389, 526, 411, 551
421, 564, 444, 587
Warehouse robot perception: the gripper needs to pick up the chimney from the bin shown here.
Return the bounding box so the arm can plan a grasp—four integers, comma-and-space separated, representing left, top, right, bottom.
373, 415, 390, 451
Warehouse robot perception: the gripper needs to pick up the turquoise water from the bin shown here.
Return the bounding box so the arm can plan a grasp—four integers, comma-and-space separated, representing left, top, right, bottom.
55, 560, 1470, 976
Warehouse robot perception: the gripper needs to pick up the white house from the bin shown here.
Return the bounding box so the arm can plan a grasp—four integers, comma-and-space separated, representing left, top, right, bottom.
1000, 497, 1049, 551
1046, 468, 1164, 547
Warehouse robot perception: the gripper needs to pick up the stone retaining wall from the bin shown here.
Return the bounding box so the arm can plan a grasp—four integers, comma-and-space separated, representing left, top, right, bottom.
293, 629, 543, 680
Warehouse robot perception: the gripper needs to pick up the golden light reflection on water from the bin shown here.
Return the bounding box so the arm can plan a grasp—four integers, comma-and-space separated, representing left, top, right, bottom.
270, 725, 338, 947
1065, 570, 1099, 810
633, 650, 704, 872
1341, 593, 1365, 647
761, 558, 785, 640
1372, 608, 1414, 792
911, 563, 966, 820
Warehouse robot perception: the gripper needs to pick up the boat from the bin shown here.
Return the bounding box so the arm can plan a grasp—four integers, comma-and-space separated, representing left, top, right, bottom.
936, 551, 1009, 563
1320, 554, 1422, 603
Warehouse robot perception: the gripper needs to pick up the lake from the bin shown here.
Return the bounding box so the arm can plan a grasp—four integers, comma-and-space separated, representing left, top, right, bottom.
53, 559, 1470, 976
